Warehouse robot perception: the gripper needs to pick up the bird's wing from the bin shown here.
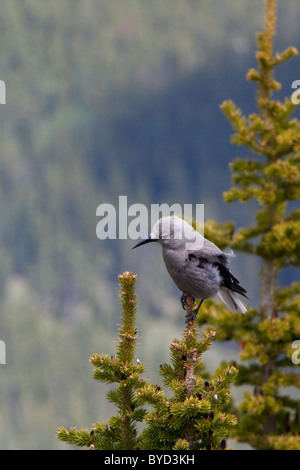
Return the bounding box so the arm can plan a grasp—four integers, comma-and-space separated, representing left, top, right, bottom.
212, 261, 248, 298
187, 240, 228, 265
187, 249, 248, 299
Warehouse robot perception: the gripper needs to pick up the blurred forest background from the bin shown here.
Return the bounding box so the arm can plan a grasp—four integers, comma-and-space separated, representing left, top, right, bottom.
0, 0, 299, 449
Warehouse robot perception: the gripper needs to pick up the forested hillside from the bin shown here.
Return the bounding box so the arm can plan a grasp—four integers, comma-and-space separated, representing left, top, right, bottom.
0, 0, 299, 449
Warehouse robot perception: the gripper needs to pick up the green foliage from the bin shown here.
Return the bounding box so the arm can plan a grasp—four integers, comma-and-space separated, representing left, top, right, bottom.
57, 273, 238, 450
197, 0, 300, 450
137, 325, 237, 450
57, 272, 147, 450
1, 0, 300, 450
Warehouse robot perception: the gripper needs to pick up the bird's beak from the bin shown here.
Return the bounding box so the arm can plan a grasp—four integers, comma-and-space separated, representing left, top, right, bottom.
132, 236, 157, 249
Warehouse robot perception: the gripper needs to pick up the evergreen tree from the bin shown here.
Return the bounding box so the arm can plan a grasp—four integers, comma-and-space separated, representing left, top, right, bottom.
57, 274, 238, 450
57, 272, 147, 450
197, 0, 300, 450
136, 314, 237, 450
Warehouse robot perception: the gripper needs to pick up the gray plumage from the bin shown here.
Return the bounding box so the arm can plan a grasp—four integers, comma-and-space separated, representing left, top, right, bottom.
133, 216, 247, 318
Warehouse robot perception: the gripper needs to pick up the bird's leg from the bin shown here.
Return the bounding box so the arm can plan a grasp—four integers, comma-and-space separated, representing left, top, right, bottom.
180, 294, 195, 310
185, 299, 204, 323
181, 293, 195, 310
180, 294, 204, 322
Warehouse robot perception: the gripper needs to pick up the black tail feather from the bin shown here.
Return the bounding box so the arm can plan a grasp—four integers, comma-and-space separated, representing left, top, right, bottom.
213, 262, 248, 299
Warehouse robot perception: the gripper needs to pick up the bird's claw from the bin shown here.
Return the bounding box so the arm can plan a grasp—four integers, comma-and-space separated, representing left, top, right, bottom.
183, 298, 204, 323
181, 294, 195, 310
185, 309, 198, 323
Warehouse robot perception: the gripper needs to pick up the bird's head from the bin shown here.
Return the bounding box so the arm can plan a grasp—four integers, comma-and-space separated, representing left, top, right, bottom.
132, 216, 196, 249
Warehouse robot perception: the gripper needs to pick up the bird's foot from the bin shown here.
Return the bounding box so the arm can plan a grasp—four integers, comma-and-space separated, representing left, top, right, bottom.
181, 294, 195, 310
184, 298, 204, 323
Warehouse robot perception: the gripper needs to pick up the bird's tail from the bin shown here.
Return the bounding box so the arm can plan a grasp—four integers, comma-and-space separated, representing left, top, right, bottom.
217, 287, 247, 314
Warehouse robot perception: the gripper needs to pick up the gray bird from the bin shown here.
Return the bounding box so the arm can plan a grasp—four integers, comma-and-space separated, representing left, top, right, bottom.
133, 216, 247, 322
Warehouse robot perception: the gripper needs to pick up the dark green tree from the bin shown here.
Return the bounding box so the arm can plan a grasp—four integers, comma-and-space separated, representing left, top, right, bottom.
57, 272, 146, 450
136, 317, 237, 450
57, 274, 238, 450
197, 0, 300, 450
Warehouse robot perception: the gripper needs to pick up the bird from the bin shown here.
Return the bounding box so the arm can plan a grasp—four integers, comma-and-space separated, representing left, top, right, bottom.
132, 215, 247, 322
